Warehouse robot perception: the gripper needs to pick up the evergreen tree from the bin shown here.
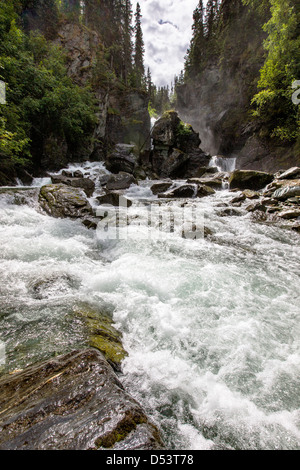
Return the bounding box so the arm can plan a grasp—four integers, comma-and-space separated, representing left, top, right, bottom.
146, 67, 152, 95
20, 0, 59, 39
134, 2, 145, 85
62, 0, 81, 19
184, 0, 205, 77
122, 0, 134, 82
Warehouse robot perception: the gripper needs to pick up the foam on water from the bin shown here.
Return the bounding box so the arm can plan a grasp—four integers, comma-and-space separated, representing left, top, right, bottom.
0, 178, 299, 450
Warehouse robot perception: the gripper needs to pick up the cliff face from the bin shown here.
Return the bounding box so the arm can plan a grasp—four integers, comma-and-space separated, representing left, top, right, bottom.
40, 20, 150, 171
176, 1, 300, 172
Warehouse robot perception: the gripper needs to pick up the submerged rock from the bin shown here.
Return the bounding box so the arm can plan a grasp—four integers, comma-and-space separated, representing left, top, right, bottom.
28, 273, 80, 300
0, 187, 40, 208
39, 184, 93, 219
229, 170, 273, 190
0, 349, 164, 450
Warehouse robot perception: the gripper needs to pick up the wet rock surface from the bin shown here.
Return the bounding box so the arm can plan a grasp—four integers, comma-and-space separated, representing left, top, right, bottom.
39, 184, 93, 219
158, 184, 197, 199
106, 172, 137, 191
0, 349, 164, 450
72, 302, 128, 372
50, 174, 95, 197
97, 192, 133, 207
229, 170, 274, 191
226, 169, 300, 232
150, 181, 173, 195
151, 111, 211, 178
105, 144, 136, 175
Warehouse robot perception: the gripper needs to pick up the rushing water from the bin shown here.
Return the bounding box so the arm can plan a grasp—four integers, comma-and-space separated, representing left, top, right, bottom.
209, 155, 237, 173
0, 162, 300, 450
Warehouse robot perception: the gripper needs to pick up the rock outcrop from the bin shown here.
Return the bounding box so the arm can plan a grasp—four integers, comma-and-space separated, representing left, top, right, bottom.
151, 111, 211, 178
0, 349, 164, 450
29, 21, 151, 174
105, 144, 137, 175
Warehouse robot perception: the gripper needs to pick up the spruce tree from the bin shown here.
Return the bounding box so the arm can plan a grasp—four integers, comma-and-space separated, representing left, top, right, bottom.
205, 0, 220, 38
134, 2, 145, 86
122, 0, 134, 82
185, 0, 205, 78
20, 0, 59, 38
62, 0, 81, 18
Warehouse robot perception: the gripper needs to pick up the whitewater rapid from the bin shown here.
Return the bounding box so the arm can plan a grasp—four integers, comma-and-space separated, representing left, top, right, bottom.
0, 162, 299, 450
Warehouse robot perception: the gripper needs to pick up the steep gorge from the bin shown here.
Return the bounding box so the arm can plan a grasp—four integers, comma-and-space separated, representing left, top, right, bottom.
176, 0, 300, 172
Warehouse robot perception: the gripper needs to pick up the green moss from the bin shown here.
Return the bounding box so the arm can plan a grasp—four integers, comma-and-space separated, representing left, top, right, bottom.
107, 107, 121, 115
95, 409, 148, 449
176, 121, 193, 136
72, 302, 128, 370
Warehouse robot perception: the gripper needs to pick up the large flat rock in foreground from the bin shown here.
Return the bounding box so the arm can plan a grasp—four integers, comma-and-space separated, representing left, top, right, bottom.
0, 349, 164, 450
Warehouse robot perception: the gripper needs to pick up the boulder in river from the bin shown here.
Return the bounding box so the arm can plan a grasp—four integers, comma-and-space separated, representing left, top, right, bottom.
0, 349, 164, 450
229, 170, 274, 190
152, 111, 201, 152
150, 181, 173, 195
106, 172, 137, 191
151, 111, 211, 178
158, 184, 197, 199
197, 185, 216, 198
188, 176, 223, 190
51, 174, 95, 197
160, 149, 190, 178
97, 192, 133, 207
105, 144, 136, 175
39, 184, 93, 219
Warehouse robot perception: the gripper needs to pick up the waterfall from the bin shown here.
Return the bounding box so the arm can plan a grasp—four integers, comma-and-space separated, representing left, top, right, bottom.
209, 155, 237, 173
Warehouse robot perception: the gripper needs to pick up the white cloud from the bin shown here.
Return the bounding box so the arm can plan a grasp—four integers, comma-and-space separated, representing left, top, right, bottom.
132, 0, 200, 87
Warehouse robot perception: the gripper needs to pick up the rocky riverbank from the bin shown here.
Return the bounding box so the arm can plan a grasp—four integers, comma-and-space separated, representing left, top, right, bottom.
0, 349, 163, 450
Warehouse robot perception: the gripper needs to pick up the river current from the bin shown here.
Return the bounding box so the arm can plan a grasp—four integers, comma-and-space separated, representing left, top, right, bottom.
0, 161, 299, 450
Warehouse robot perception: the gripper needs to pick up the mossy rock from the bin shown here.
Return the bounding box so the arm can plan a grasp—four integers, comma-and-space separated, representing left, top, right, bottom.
72, 302, 127, 371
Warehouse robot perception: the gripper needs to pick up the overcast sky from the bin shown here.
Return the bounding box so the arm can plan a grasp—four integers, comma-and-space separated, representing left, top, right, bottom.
132, 0, 200, 88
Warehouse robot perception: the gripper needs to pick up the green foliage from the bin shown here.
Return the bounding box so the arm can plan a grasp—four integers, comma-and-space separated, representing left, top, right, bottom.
0, 117, 30, 164
0, 1, 96, 171
176, 121, 193, 136
251, 0, 300, 141
148, 102, 158, 120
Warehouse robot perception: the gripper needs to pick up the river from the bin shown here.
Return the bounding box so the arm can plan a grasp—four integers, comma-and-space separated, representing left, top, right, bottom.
0, 161, 299, 450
